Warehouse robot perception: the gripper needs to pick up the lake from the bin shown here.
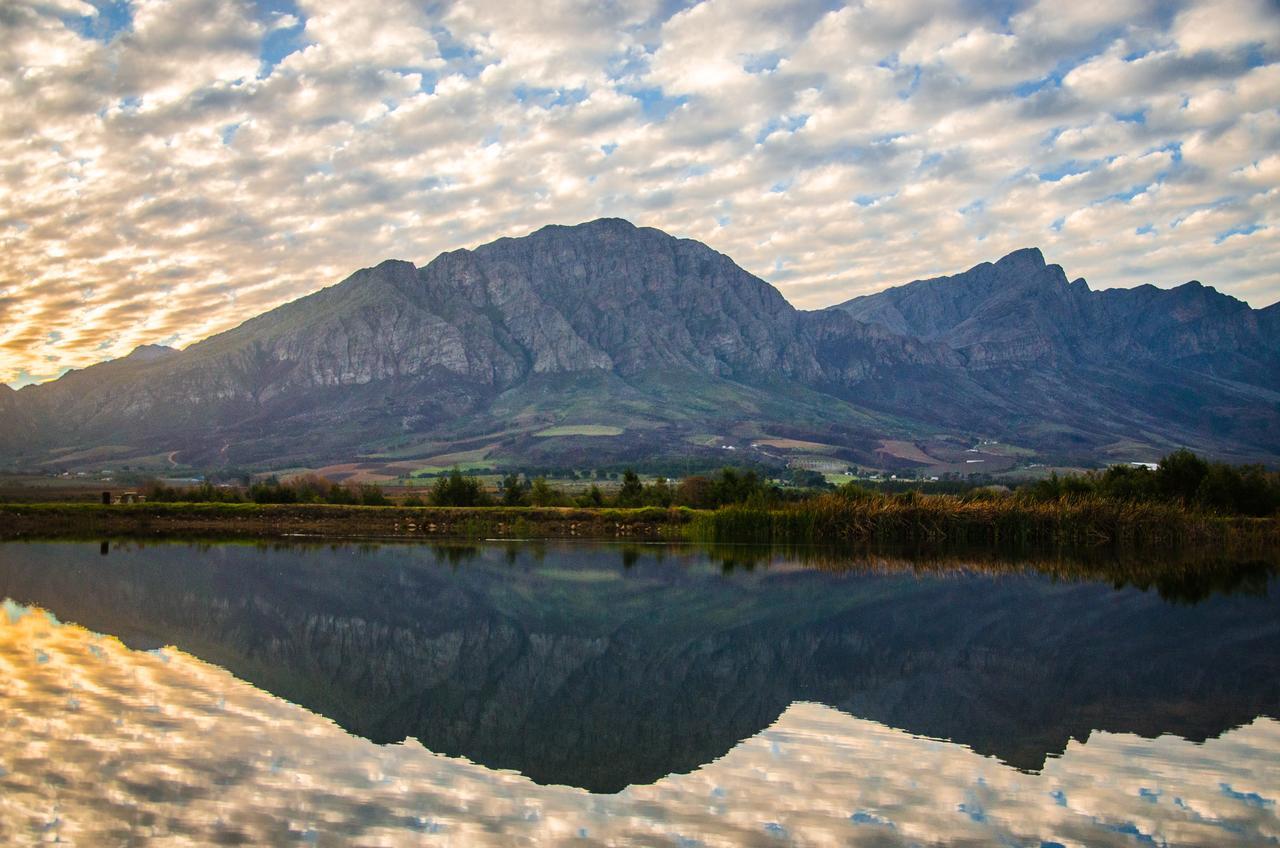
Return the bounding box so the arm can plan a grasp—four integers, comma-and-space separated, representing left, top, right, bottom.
0, 539, 1277, 846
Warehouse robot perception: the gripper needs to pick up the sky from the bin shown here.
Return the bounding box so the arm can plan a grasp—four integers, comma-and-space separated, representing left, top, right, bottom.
1, 0, 1278, 387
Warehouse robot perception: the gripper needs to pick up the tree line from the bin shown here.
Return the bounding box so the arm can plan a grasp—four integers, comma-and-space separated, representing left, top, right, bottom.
422, 467, 775, 509
1017, 449, 1278, 517
140, 475, 390, 506
132, 450, 1278, 518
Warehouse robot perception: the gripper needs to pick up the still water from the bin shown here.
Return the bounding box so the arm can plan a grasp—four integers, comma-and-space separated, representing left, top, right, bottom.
0, 539, 1276, 846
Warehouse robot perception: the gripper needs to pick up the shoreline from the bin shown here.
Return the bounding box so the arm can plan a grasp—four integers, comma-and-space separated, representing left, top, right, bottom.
2, 502, 1277, 604
0, 502, 697, 542
2, 500, 1278, 551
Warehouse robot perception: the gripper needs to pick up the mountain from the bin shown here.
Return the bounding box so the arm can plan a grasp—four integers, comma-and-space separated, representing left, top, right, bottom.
830, 247, 1280, 466
2, 219, 1278, 475
833, 248, 1280, 380
0, 384, 35, 456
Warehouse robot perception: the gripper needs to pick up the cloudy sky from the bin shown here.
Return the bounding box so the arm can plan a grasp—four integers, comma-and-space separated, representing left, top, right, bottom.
1, 0, 1278, 387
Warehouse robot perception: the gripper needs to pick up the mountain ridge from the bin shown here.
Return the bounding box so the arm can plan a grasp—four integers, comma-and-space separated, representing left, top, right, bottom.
831, 246, 1279, 390
3, 219, 1278, 473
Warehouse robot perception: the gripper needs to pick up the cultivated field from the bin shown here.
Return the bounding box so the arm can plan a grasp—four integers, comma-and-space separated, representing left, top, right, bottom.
534, 425, 624, 437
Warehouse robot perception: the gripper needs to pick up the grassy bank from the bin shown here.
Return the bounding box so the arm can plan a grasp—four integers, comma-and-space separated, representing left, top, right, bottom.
2, 496, 1278, 551
0, 502, 698, 541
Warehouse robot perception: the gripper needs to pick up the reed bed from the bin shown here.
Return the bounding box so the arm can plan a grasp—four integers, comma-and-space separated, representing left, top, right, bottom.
687, 493, 1280, 548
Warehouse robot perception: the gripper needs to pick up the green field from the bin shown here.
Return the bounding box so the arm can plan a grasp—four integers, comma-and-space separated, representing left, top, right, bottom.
534, 425, 624, 437
408, 461, 496, 478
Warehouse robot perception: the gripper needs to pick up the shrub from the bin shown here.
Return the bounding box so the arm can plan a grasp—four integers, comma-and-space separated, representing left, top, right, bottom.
430, 467, 491, 507
529, 477, 564, 507
1157, 449, 1210, 505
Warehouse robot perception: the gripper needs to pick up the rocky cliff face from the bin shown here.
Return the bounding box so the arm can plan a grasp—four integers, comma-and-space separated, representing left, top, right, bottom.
115, 219, 831, 398
2, 219, 1278, 468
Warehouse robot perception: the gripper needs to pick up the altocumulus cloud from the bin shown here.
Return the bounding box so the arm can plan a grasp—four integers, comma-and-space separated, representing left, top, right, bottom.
1, 0, 1277, 385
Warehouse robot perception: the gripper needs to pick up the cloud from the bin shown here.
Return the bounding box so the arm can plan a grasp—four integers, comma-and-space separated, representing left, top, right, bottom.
1172, 0, 1280, 54
0, 0, 1278, 385
297, 0, 442, 69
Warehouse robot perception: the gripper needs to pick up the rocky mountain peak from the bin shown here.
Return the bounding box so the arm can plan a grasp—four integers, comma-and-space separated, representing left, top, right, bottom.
533, 217, 638, 236
991, 247, 1073, 291
420, 216, 813, 378
371, 259, 418, 273
993, 246, 1046, 271
126, 344, 179, 362
339, 259, 420, 293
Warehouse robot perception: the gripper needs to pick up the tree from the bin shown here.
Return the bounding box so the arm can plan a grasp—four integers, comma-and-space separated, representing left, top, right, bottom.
1156, 449, 1209, 505
357, 484, 389, 506
430, 467, 490, 506
1197, 463, 1278, 516
711, 468, 764, 505
249, 476, 298, 504
529, 477, 559, 507
617, 468, 644, 507
788, 468, 830, 490
675, 475, 715, 509
501, 473, 527, 506
1095, 464, 1158, 502
644, 476, 674, 507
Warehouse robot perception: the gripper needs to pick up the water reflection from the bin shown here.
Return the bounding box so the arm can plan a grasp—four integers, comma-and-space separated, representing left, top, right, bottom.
1, 540, 1278, 791
1, 600, 1276, 846
0, 540, 1278, 841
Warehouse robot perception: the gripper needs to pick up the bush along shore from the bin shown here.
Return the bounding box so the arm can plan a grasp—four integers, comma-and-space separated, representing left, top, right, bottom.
1, 450, 1277, 552
684, 494, 1280, 548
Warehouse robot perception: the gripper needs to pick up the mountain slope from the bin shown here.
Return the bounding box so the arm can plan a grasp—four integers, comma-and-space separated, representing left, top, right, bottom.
833, 248, 1279, 382
830, 248, 1280, 463
3, 220, 958, 469
2, 219, 1278, 473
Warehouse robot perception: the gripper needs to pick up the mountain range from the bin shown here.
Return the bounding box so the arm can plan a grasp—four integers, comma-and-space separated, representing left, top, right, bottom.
2, 218, 1278, 477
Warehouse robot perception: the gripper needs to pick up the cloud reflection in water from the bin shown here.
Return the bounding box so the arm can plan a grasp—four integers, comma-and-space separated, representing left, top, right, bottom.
0, 600, 1276, 846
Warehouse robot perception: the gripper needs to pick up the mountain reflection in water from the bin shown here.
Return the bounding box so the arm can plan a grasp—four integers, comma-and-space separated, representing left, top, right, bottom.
0, 540, 1277, 845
